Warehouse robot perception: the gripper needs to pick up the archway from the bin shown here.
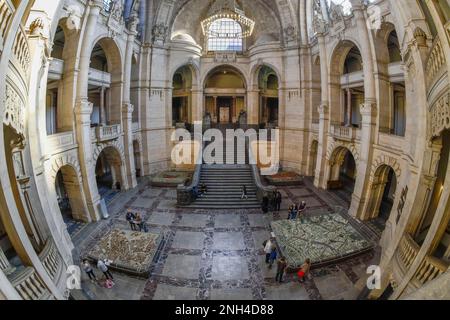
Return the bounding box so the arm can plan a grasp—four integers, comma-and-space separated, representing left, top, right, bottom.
95, 147, 125, 203
172, 65, 193, 128
46, 24, 66, 135
366, 165, 397, 232
88, 38, 123, 127
329, 41, 364, 127
204, 66, 246, 127
328, 147, 357, 205
257, 66, 279, 128
54, 165, 90, 237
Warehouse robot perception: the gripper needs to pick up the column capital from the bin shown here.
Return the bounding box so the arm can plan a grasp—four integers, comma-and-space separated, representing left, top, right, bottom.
122, 103, 134, 114
360, 99, 377, 118
318, 102, 329, 115
74, 100, 93, 116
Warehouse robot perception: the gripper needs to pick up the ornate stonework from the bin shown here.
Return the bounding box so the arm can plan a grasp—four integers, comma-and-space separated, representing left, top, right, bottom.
4, 83, 25, 134
429, 92, 450, 139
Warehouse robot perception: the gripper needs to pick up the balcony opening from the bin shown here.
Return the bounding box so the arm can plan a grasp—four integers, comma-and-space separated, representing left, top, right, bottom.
327, 147, 356, 207
172, 66, 193, 129
258, 66, 279, 129
89, 39, 123, 127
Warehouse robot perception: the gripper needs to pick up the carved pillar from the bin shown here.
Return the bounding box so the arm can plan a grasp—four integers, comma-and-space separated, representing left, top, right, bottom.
100, 87, 106, 125
122, 15, 139, 189
314, 33, 330, 189
74, 0, 104, 221
348, 0, 377, 219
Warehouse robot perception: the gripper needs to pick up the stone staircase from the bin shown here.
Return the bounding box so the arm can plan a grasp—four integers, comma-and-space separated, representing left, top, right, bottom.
187, 165, 260, 209
187, 125, 260, 209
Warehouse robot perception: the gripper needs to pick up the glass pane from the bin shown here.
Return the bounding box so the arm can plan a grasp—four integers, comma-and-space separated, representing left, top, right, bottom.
208, 18, 243, 52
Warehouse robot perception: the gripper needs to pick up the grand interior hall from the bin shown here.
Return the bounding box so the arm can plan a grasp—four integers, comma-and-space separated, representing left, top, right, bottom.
0, 0, 449, 302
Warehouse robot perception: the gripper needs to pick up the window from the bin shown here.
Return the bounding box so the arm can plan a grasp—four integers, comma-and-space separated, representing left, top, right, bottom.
207, 18, 243, 52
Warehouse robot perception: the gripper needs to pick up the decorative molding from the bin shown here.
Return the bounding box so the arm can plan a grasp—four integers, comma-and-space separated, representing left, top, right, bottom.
429, 92, 450, 139
4, 83, 25, 134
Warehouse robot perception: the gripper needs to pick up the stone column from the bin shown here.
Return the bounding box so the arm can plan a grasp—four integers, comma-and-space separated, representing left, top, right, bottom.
346, 88, 352, 126
348, 0, 377, 218
122, 14, 139, 189
100, 86, 106, 125
314, 33, 330, 189
191, 88, 203, 123
74, 0, 104, 221
247, 88, 259, 126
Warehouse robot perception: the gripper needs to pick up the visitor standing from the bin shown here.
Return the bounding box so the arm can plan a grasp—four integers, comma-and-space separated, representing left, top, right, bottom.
298, 258, 311, 283
82, 259, 97, 282
241, 185, 248, 200
97, 259, 114, 281
276, 191, 282, 212
276, 257, 288, 283
262, 195, 269, 213
263, 237, 275, 264
134, 212, 144, 232
268, 245, 277, 269
298, 201, 307, 221
126, 210, 136, 231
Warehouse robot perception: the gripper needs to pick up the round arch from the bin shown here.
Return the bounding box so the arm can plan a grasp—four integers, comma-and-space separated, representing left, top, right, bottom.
53, 164, 90, 224
250, 62, 282, 89
364, 164, 399, 223
201, 64, 248, 90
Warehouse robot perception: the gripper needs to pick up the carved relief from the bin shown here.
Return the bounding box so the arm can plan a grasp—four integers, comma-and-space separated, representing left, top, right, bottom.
214, 52, 236, 63
4, 83, 25, 134
429, 92, 450, 139
107, 0, 125, 37
152, 23, 168, 44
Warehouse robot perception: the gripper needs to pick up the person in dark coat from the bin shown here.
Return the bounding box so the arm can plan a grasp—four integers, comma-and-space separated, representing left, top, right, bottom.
276, 257, 288, 283
262, 195, 269, 213
276, 191, 282, 212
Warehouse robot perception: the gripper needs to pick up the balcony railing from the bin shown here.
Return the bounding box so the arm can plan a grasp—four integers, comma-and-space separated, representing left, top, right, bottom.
47, 131, 75, 153
397, 234, 420, 274
414, 255, 449, 286
96, 124, 121, 142
9, 267, 52, 300
331, 124, 357, 141
38, 239, 63, 283
395, 234, 449, 288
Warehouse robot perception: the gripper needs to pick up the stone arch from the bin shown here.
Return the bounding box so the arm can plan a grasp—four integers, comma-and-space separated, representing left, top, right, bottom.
170, 62, 201, 88
94, 141, 128, 192
363, 164, 399, 221
201, 64, 248, 90
328, 39, 365, 126
93, 140, 126, 165
49, 155, 82, 182
326, 142, 359, 163
51, 157, 90, 223
370, 154, 402, 183
250, 62, 282, 89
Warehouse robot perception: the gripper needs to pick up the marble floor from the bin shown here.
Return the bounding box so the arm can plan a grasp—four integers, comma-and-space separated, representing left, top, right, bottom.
72, 177, 380, 300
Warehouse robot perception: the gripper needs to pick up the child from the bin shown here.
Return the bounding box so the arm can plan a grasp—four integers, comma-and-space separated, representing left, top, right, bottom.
298, 258, 311, 283
268, 246, 277, 269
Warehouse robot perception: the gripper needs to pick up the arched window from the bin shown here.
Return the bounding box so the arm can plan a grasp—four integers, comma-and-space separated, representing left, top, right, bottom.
207, 18, 243, 52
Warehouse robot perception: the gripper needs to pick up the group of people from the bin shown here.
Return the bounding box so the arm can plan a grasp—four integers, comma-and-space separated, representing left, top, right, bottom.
287, 201, 307, 220
263, 237, 312, 284
262, 190, 283, 213
82, 258, 115, 288
125, 210, 147, 232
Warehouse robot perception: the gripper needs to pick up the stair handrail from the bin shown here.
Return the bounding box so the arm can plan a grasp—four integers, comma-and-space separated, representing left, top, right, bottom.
177, 134, 204, 206
248, 141, 276, 203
